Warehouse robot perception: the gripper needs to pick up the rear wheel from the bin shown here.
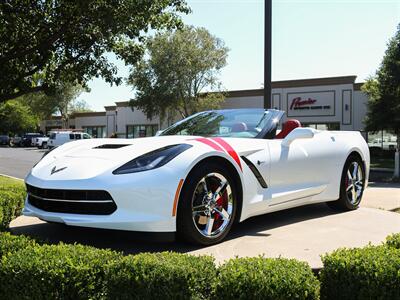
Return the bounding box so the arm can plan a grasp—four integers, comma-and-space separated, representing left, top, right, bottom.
42, 142, 48, 149
327, 155, 365, 211
177, 162, 238, 245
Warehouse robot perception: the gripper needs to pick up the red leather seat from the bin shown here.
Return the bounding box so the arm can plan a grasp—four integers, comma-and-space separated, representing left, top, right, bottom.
275, 119, 302, 139
231, 122, 248, 132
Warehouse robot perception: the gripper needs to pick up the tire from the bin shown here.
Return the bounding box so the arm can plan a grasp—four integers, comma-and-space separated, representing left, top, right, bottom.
42, 142, 48, 149
177, 162, 239, 245
327, 155, 365, 211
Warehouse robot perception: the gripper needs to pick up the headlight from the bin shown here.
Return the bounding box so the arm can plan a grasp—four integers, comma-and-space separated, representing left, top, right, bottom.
112, 144, 192, 175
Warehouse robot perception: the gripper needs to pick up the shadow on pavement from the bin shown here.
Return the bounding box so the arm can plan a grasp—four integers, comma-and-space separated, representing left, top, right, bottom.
11, 203, 340, 254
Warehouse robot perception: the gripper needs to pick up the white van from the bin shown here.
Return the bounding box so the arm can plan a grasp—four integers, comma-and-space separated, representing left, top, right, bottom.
48, 131, 92, 149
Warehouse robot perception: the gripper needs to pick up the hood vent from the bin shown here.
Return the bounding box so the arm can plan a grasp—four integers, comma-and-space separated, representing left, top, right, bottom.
93, 144, 131, 149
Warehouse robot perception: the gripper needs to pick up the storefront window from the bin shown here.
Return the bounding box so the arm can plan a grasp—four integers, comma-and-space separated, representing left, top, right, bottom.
83, 126, 106, 138
303, 123, 340, 131
367, 130, 397, 150
126, 124, 158, 138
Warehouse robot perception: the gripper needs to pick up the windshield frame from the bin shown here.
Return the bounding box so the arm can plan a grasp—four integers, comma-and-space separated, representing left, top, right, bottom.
159, 109, 284, 139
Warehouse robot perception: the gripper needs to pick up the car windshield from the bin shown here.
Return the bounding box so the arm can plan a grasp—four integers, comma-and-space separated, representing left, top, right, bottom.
160, 109, 284, 138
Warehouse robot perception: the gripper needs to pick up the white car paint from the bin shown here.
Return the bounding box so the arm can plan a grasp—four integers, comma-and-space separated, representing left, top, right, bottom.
23, 127, 370, 233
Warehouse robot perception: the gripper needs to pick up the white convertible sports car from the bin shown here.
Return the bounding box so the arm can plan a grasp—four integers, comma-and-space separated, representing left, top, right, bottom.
24, 109, 370, 245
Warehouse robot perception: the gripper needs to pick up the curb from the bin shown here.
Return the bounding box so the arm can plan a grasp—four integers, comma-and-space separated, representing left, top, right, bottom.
0, 173, 24, 181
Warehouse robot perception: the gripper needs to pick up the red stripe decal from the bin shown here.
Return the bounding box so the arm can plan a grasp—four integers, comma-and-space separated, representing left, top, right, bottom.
211, 137, 242, 171
193, 138, 224, 152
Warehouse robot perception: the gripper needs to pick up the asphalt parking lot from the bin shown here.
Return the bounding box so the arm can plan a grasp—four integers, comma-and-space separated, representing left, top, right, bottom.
2, 145, 400, 268
0, 146, 44, 179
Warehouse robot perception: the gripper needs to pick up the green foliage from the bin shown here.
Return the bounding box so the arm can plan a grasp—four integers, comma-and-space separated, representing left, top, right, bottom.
0, 176, 26, 230
0, 0, 189, 103
129, 25, 228, 120
105, 252, 217, 300
0, 100, 39, 135
0, 232, 37, 258
363, 23, 400, 147
386, 232, 400, 249
0, 243, 122, 300
214, 257, 320, 300
320, 245, 400, 300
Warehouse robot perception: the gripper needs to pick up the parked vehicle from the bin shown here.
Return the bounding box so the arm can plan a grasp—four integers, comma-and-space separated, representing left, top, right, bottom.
19, 133, 45, 147
48, 131, 92, 149
10, 135, 22, 147
24, 109, 370, 245
33, 136, 50, 149
0, 135, 9, 146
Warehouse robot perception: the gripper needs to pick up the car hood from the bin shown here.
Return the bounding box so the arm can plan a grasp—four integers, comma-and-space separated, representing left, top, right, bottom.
30, 135, 267, 180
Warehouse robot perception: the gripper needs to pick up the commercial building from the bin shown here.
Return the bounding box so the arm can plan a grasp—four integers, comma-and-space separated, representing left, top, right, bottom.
39, 75, 396, 147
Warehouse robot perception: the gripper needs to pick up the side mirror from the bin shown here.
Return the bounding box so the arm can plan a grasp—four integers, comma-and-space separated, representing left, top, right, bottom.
282, 128, 315, 147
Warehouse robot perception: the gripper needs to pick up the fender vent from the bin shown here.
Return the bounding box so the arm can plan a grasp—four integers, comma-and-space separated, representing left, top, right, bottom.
93, 144, 130, 149
241, 156, 268, 188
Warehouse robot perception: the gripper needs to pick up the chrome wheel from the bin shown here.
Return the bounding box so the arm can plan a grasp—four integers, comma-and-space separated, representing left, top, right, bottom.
345, 161, 364, 205
191, 173, 234, 238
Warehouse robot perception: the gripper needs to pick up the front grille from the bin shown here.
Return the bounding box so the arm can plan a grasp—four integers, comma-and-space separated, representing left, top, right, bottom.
26, 184, 117, 215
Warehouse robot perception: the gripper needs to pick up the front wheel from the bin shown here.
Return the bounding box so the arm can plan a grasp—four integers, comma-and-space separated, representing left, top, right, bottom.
327, 155, 365, 211
177, 162, 238, 245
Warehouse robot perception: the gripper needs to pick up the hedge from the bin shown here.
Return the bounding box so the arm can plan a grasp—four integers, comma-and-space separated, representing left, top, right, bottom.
0, 176, 26, 230
0, 243, 123, 300
105, 252, 217, 299
386, 232, 400, 249
0, 231, 37, 258
320, 245, 400, 300
214, 257, 320, 300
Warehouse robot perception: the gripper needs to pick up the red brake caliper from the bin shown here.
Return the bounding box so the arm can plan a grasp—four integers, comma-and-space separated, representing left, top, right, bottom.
213, 190, 228, 230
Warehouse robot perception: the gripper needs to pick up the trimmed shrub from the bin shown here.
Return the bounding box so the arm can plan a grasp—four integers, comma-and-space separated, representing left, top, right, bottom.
0, 243, 122, 300
0, 177, 26, 230
320, 245, 400, 300
0, 232, 37, 258
386, 232, 400, 249
105, 252, 217, 299
214, 257, 320, 300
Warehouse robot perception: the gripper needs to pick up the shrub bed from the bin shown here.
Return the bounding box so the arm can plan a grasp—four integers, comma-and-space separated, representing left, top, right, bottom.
105, 252, 217, 299
320, 245, 400, 300
0, 176, 26, 230
0, 243, 122, 300
386, 232, 400, 249
214, 257, 320, 300
0, 231, 37, 258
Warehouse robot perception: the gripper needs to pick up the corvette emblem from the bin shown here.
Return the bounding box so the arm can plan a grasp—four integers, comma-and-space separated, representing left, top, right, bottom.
50, 166, 67, 175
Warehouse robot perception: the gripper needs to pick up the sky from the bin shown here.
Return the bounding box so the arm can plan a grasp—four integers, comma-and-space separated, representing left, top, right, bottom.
80, 0, 400, 111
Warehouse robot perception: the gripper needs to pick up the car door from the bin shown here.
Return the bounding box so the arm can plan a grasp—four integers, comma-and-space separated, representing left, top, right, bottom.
267, 130, 337, 207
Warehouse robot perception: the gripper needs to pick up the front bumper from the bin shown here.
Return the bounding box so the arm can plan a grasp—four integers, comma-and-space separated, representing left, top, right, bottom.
23, 167, 183, 232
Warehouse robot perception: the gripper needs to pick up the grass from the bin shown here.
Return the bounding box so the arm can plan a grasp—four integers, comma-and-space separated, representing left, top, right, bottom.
0, 175, 24, 188
370, 157, 395, 169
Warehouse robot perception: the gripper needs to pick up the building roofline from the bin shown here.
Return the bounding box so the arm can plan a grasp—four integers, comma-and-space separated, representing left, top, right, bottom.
354, 82, 365, 91
223, 76, 358, 98
115, 101, 130, 107
104, 105, 117, 111
72, 111, 106, 117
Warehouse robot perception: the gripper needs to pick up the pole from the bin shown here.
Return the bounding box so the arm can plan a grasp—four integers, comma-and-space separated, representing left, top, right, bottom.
264, 0, 272, 109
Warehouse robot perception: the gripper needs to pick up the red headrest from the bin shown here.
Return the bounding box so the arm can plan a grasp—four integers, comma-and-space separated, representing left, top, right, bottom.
275, 119, 302, 139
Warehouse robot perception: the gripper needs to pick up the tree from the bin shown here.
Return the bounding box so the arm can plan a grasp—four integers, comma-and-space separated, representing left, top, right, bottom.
49, 83, 87, 127
0, 0, 189, 103
69, 99, 92, 114
0, 100, 39, 135
128, 26, 229, 120
363, 23, 400, 176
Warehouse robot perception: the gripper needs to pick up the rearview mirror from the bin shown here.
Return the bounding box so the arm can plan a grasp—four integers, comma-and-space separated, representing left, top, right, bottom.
281, 128, 315, 147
